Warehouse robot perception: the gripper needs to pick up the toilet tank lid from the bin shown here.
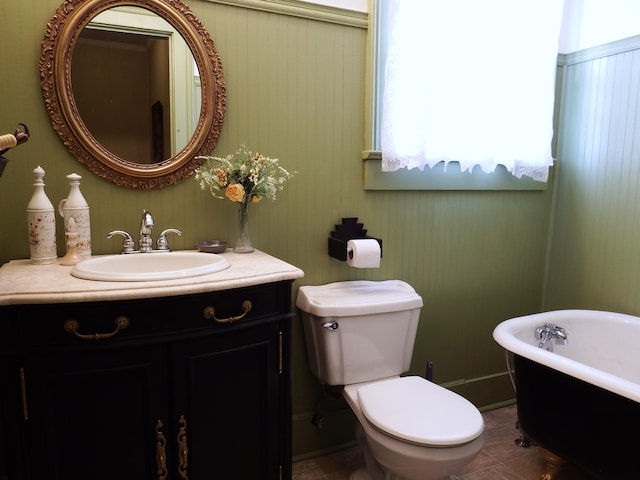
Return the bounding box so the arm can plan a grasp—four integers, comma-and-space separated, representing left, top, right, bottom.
296, 280, 423, 317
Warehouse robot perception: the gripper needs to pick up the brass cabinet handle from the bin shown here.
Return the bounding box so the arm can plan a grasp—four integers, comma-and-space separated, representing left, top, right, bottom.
203, 300, 252, 324
155, 420, 168, 480
63, 316, 130, 340
177, 415, 189, 479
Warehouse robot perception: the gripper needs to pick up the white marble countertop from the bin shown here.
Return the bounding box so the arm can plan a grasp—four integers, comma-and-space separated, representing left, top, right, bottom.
0, 250, 304, 306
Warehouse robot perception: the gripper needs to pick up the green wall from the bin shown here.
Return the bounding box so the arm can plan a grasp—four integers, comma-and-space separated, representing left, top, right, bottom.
546, 39, 640, 314
0, 0, 553, 460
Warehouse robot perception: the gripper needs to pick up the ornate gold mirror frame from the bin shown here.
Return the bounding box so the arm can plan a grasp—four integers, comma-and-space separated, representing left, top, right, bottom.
40, 0, 226, 189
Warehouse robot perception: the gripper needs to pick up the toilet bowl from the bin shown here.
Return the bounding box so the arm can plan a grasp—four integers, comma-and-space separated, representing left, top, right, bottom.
344, 376, 484, 480
296, 280, 485, 480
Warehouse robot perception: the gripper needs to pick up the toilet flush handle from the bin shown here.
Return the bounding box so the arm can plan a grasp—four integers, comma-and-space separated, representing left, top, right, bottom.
322, 321, 339, 331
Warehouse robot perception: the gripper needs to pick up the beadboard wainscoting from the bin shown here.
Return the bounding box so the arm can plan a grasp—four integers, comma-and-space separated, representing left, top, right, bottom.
545, 35, 640, 314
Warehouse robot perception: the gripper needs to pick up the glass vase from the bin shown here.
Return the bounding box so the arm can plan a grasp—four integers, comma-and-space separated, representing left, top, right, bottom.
233, 198, 254, 253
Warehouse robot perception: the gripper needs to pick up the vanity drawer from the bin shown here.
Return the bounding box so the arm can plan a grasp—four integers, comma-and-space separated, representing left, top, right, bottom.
0, 281, 293, 351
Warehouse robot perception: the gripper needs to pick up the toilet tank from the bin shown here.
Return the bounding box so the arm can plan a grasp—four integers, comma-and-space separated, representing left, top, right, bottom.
296, 280, 423, 386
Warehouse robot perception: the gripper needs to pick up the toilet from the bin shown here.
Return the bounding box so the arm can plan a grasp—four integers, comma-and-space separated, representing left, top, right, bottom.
296, 280, 484, 480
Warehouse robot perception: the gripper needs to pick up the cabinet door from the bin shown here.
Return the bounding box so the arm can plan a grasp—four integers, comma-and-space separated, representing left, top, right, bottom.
20, 344, 169, 480
171, 322, 283, 480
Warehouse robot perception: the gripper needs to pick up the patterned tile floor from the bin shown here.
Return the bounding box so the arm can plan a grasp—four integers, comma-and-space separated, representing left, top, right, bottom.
292, 404, 590, 480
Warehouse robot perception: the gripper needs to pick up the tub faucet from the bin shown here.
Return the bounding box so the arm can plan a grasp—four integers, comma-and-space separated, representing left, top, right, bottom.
139, 209, 155, 253
535, 323, 568, 351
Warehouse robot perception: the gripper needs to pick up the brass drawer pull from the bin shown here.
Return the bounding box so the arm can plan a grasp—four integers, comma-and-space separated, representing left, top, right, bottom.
177, 415, 189, 479
155, 420, 168, 480
203, 300, 252, 324
63, 316, 130, 340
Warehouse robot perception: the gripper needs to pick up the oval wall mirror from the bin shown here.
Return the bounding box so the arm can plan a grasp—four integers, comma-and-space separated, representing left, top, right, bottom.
40, 0, 226, 189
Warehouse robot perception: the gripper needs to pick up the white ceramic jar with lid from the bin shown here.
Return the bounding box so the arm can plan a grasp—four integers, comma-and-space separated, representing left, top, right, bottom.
27, 166, 57, 264
59, 173, 91, 257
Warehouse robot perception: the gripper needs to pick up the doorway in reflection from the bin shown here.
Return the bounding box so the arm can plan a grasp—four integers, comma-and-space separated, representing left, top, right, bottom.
73, 28, 170, 164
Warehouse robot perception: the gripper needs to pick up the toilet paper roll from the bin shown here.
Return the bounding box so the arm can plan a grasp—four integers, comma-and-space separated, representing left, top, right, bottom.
347, 239, 381, 268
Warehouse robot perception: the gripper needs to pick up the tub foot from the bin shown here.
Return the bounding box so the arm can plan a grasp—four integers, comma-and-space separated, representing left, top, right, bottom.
539, 448, 565, 480
514, 436, 531, 448
514, 421, 535, 448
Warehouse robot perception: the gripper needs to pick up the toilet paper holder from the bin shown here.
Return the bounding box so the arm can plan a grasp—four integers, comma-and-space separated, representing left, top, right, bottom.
328, 217, 382, 261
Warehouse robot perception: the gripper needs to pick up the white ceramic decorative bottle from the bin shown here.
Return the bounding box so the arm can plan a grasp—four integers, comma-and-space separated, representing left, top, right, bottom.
60, 217, 83, 266
59, 173, 91, 257
27, 166, 57, 264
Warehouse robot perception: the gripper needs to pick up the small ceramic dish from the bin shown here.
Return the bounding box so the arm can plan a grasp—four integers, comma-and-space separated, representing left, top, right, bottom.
197, 240, 228, 254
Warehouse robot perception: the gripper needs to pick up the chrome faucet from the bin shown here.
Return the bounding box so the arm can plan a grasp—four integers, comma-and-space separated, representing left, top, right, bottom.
156, 228, 183, 251
535, 323, 568, 351
107, 209, 182, 253
139, 209, 155, 253
106, 230, 135, 254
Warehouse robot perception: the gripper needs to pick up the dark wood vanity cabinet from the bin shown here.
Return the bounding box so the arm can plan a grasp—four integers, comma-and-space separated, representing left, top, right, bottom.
0, 281, 294, 480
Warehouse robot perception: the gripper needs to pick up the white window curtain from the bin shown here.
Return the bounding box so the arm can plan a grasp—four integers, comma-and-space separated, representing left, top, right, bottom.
381, 0, 565, 182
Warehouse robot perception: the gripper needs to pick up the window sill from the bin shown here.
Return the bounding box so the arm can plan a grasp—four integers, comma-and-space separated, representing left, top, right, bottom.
362, 151, 549, 191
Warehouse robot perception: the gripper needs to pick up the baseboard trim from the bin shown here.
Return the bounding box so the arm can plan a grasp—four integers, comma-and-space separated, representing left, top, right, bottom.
292, 440, 358, 463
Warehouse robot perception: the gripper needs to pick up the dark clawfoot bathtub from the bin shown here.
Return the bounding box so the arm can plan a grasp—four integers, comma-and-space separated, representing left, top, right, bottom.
493, 310, 640, 480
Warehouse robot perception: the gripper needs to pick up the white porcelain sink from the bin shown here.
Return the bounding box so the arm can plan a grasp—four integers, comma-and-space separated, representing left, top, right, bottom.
71, 251, 230, 281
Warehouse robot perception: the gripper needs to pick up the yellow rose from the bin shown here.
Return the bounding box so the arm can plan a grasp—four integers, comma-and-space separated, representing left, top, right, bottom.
225, 183, 245, 202
251, 195, 262, 203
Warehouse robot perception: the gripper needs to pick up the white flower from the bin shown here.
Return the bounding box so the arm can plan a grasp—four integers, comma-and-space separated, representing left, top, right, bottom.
195, 146, 295, 202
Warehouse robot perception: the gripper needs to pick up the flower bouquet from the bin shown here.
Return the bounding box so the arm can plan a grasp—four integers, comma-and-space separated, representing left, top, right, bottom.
195, 146, 294, 252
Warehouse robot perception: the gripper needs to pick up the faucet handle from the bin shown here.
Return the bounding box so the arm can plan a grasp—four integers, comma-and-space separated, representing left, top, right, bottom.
156, 229, 183, 251
107, 230, 135, 254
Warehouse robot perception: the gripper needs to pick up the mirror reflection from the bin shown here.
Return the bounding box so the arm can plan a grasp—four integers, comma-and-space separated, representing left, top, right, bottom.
72, 7, 201, 164
41, 0, 225, 189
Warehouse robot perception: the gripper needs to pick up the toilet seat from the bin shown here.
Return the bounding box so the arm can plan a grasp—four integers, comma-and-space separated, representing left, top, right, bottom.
356, 376, 484, 447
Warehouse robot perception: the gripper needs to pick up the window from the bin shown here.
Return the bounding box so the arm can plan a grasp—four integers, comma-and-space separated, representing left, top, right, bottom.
364, 0, 565, 189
